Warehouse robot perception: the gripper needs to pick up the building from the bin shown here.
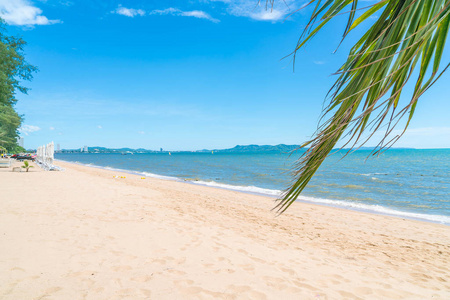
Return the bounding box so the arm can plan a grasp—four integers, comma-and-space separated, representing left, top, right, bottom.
160, 148, 163, 152
17, 137, 24, 148
56, 144, 61, 151
83, 145, 88, 152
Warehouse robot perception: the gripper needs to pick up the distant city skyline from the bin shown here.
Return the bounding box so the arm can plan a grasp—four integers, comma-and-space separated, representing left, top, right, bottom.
4, 0, 450, 150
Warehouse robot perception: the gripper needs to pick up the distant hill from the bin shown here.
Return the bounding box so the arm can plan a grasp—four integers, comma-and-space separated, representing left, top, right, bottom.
58, 144, 415, 154
211, 144, 300, 153
59, 144, 302, 153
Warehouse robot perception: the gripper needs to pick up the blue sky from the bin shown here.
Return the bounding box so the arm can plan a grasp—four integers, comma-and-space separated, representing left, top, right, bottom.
2, 0, 450, 150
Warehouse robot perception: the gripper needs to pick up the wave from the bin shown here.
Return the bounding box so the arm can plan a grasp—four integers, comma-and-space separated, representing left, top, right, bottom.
361, 172, 388, 176
140, 172, 181, 181
297, 195, 450, 226
192, 180, 283, 196
191, 180, 450, 225
56, 159, 450, 226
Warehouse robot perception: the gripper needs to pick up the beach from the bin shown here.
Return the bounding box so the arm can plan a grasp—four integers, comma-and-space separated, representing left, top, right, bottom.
1, 160, 449, 299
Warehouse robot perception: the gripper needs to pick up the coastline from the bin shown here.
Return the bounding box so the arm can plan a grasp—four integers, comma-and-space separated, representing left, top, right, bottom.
1, 160, 449, 299
56, 158, 450, 226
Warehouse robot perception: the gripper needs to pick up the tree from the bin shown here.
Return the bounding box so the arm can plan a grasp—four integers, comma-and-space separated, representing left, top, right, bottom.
275, 0, 450, 213
0, 104, 22, 148
0, 19, 37, 152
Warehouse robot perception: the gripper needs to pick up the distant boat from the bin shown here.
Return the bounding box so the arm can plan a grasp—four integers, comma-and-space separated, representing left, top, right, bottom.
169, 152, 171, 156
212, 151, 214, 154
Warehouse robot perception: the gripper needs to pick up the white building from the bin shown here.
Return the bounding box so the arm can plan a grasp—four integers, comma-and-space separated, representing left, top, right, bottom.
17, 137, 24, 148
83, 145, 88, 152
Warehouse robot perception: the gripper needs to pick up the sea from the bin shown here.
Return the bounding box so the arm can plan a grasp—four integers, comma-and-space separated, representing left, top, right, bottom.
56, 149, 450, 225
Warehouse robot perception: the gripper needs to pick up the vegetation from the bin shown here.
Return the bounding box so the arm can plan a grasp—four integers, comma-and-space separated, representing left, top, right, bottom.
21, 160, 33, 172
276, 0, 450, 213
0, 19, 37, 152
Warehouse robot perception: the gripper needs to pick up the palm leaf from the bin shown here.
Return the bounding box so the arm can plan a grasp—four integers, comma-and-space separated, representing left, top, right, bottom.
275, 0, 450, 213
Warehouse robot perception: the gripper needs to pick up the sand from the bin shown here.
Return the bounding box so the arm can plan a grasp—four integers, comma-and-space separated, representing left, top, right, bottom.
0, 160, 449, 299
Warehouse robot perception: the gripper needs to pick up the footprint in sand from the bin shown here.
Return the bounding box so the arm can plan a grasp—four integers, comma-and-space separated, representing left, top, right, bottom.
37, 287, 63, 299
213, 268, 235, 274
338, 290, 362, 299
140, 289, 152, 297
152, 258, 167, 265
237, 249, 248, 255
131, 275, 153, 282
292, 280, 316, 291
280, 267, 296, 276
10, 267, 25, 272
112, 265, 132, 272
354, 286, 373, 295
166, 269, 187, 275
239, 264, 255, 272
217, 256, 231, 264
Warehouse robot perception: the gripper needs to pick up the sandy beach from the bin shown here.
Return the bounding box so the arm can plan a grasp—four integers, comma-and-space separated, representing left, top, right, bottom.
0, 160, 449, 299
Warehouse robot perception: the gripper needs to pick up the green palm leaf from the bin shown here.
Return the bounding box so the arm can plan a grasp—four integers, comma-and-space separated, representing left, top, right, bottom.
276, 0, 450, 213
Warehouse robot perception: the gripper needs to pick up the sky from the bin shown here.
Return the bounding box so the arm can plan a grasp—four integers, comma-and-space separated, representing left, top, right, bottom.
1, 0, 450, 150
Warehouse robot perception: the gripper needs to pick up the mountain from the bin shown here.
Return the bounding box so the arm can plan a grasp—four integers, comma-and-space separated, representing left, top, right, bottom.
59, 144, 413, 154
59, 144, 301, 153
212, 144, 300, 153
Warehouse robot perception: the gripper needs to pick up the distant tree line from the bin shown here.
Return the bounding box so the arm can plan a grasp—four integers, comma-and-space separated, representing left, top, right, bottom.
0, 18, 36, 153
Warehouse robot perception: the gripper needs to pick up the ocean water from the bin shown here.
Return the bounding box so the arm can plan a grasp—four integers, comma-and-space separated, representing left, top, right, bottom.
56, 149, 450, 225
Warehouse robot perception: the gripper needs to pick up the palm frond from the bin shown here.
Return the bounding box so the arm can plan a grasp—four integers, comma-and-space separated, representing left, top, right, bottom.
276, 0, 450, 213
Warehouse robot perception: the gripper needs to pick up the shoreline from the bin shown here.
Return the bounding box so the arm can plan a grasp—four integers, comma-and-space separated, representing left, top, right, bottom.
55, 158, 450, 226
1, 160, 450, 298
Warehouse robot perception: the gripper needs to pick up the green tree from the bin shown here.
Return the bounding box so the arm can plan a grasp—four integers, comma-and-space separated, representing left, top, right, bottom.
0, 104, 22, 149
0, 19, 37, 152
276, 0, 450, 213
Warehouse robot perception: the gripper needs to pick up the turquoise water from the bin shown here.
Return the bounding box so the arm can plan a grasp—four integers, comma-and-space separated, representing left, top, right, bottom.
56, 149, 450, 225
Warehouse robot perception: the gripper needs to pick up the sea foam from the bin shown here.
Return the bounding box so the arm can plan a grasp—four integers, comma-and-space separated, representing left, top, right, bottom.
189, 179, 450, 225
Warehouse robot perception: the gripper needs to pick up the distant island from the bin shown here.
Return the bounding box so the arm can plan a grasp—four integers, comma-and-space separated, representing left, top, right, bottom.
55, 144, 415, 154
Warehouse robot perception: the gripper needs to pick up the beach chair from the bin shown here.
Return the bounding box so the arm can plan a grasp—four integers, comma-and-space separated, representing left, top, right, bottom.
0, 158, 11, 168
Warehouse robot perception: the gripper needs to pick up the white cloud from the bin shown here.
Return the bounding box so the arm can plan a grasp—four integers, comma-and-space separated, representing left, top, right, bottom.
179, 10, 218, 22
97, 125, 102, 129
20, 124, 41, 135
248, 8, 284, 21
314, 61, 326, 65
0, 0, 61, 26
150, 7, 219, 23
138, 131, 145, 135
49, 126, 55, 130
59, 1, 73, 7
113, 6, 218, 22
113, 5, 145, 17
207, 0, 295, 22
